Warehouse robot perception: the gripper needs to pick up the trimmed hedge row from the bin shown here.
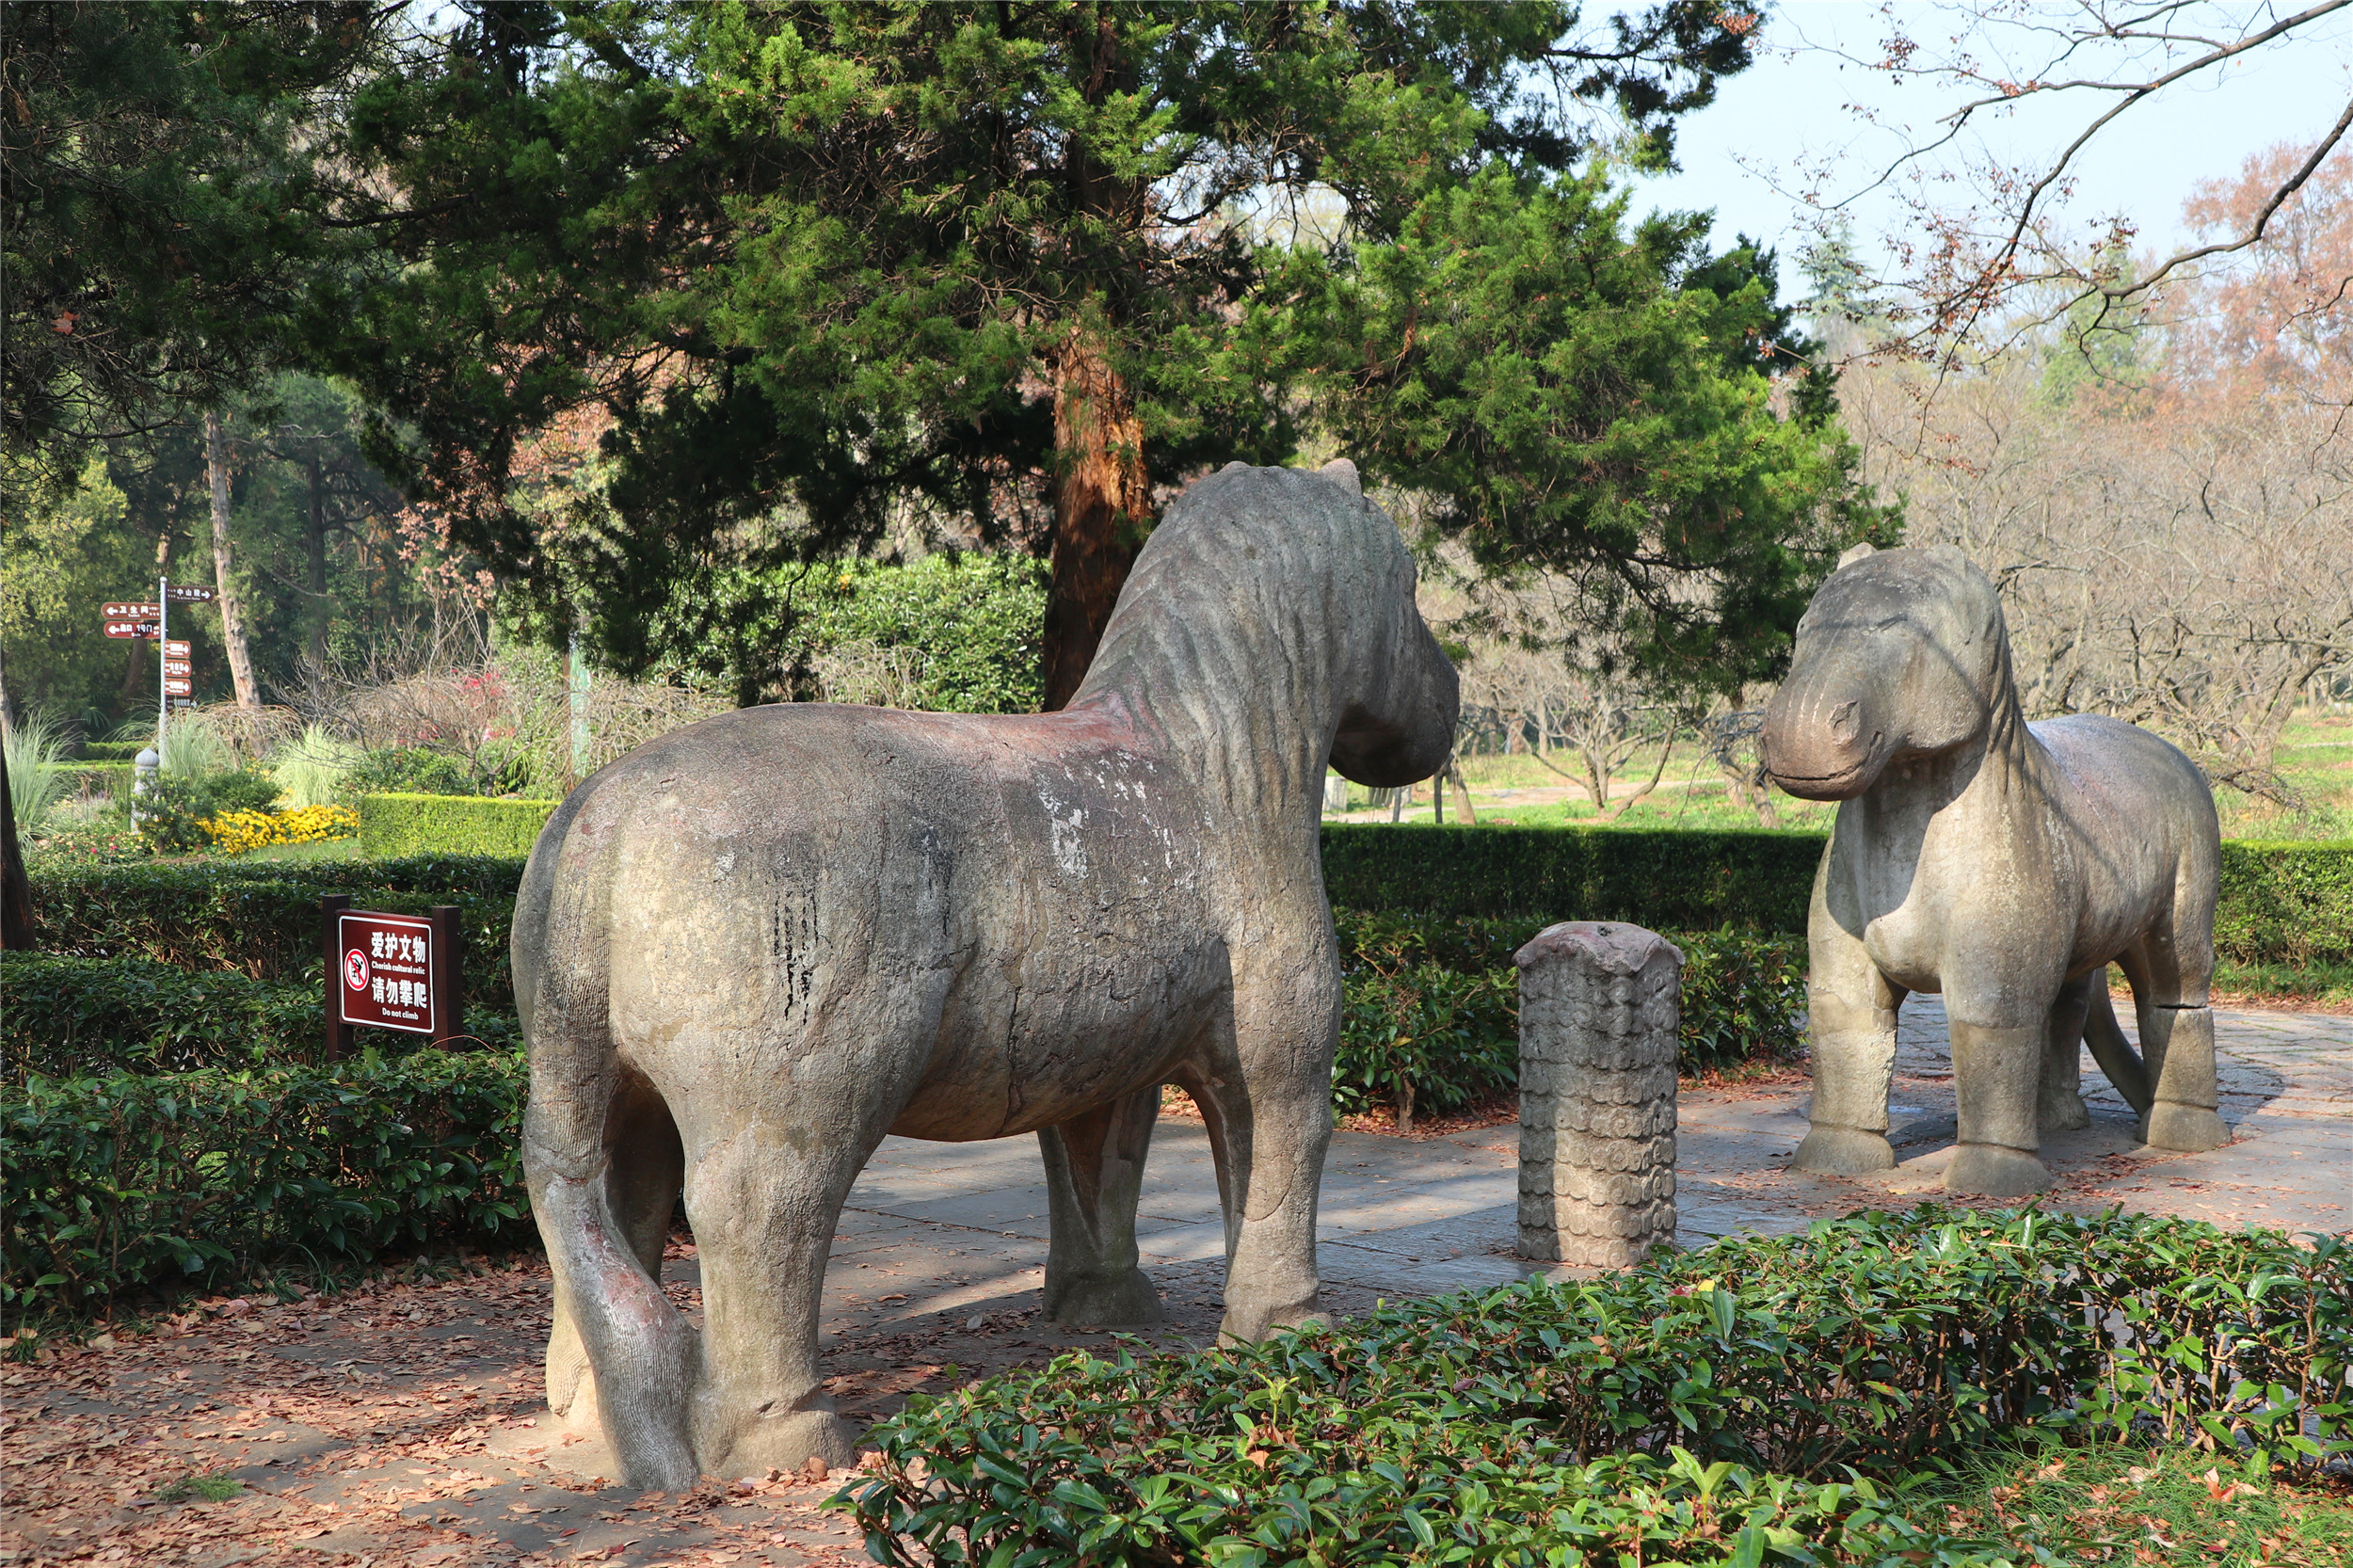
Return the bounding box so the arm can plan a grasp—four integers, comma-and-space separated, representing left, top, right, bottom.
1324, 824, 2353, 965
1328, 919, 1807, 1120
28, 856, 525, 1009
358, 792, 559, 860
2217, 838, 2353, 966
840, 1208, 2350, 1565
2, 954, 520, 1081
3, 1049, 531, 1313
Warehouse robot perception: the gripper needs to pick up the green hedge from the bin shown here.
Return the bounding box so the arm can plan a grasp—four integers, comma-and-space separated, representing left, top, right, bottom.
1, 954, 521, 1081
1322, 823, 1825, 929
1328, 920, 1807, 1118
840, 1208, 2350, 1566
358, 792, 559, 860
2217, 839, 2353, 966
79, 741, 152, 761
29, 856, 525, 1008
60, 761, 134, 799
1325, 824, 2351, 967
3, 1049, 531, 1314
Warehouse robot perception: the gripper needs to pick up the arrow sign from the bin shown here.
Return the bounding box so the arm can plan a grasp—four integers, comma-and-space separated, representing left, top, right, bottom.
165, 585, 216, 603
103, 620, 161, 639
163, 678, 193, 696
103, 601, 163, 618
164, 639, 190, 656
163, 659, 192, 677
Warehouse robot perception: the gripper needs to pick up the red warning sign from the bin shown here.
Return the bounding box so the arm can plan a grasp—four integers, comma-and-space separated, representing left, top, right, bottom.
337, 910, 441, 1035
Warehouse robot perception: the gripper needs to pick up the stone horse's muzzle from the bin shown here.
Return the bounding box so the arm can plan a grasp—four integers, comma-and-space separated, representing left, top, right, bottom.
1759, 667, 1897, 801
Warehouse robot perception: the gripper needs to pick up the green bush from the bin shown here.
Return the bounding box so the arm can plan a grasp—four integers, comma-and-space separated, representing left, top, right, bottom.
134, 769, 284, 852
1, 953, 520, 1080
346, 744, 536, 799
839, 1208, 2349, 1566
358, 792, 558, 860
28, 856, 526, 1008
79, 741, 151, 761
2217, 839, 2353, 966
1335, 964, 1517, 1124
60, 760, 135, 800
3, 1048, 531, 1315
1332, 913, 1808, 1094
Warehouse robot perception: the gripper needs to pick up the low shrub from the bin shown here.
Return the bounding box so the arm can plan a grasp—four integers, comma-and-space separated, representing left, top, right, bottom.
200, 803, 360, 855
1, 953, 520, 1080
344, 745, 508, 798
1335, 964, 1516, 1126
79, 741, 151, 761
60, 760, 134, 800
135, 770, 285, 853
358, 792, 558, 860
2217, 839, 2353, 967
29, 856, 527, 1008
840, 1208, 2349, 1566
2, 1048, 531, 1316
1332, 912, 1807, 1093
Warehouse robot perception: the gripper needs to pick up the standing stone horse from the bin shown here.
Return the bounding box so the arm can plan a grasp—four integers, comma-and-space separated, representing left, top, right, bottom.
513, 460, 1459, 1487
1759, 543, 2227, 1198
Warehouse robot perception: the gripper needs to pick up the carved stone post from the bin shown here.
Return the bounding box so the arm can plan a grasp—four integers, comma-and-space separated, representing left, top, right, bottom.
1514, 921, 1681, 1267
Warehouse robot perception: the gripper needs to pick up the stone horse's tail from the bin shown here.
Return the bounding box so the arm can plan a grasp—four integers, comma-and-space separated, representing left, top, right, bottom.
514, 790, 701, 1489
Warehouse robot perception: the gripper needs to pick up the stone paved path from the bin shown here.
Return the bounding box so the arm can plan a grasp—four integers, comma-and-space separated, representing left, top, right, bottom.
5, 1000, 2345, 1568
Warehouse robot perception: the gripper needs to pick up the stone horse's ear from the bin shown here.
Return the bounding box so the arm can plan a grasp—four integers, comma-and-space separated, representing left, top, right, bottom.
1836, 541, 1879, 569
1318, 457, 1362, 497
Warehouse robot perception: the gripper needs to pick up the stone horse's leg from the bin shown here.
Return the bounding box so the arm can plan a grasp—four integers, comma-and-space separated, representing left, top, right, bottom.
2037, 970, 2095, 1132
541, 1074, 685, 1448
1794, 853, 1905, 1174
1039, 1083, 1167, 1327
672, 1077, 878, 1480
1183, 954, 1339, 1345
2116, 932, 2229, 1154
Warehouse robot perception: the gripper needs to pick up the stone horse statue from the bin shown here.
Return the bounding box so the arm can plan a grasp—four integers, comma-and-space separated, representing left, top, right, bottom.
1759, 543, 2227, 1197
513, 460, 1459, 1487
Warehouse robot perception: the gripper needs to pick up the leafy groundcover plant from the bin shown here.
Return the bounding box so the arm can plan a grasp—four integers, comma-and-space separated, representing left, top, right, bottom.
838, 1208, 2347, 1566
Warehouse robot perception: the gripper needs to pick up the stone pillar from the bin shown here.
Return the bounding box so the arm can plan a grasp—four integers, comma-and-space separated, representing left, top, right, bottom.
1514, 921, 1681, 1267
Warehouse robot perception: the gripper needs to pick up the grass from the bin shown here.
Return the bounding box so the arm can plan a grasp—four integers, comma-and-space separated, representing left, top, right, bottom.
154, 1473, 244, 1505
1926, 1439, 2353, 1568
1412, 709, 2353, 840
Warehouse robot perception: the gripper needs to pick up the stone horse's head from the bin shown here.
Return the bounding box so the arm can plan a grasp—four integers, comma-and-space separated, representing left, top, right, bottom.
1760, 543, 2010, 801
1316, 466, 1460, 788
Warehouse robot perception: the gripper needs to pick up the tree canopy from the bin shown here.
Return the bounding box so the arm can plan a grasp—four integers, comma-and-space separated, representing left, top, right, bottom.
320, 0, 1874, 703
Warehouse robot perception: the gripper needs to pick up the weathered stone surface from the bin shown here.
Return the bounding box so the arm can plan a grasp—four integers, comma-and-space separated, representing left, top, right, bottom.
1514, 922, 1681, 1267
1759, 544, 2228, 1198
512, 460, 1459, 1487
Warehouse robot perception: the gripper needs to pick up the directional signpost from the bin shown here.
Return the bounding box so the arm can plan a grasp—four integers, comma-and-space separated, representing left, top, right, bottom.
99, 579, 219, 744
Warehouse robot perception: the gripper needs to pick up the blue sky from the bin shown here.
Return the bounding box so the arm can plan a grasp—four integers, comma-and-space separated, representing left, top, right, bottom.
1627, 1, 2353, 281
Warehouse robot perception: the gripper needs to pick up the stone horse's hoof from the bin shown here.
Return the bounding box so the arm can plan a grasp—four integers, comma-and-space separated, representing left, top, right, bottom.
1945, 1143, 2051, 1196
1045, 1267, 1165, 1329
2141, 1102, 2229, 1153
706, 1409, 861, 1480
1792, 1125, 1897, 1174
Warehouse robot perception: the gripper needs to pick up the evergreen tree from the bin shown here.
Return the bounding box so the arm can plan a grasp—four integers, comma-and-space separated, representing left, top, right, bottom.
322, 0, 1777, 702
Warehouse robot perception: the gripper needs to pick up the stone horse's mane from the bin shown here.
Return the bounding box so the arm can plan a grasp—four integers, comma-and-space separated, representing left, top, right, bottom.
1071, 463, 1398, 813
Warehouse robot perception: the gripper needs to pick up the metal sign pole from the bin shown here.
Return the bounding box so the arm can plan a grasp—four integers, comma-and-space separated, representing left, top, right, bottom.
157, 574, 168, 755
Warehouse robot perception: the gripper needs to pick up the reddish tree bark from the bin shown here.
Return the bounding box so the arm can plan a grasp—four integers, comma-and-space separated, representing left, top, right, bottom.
1040, 333, 1151, 712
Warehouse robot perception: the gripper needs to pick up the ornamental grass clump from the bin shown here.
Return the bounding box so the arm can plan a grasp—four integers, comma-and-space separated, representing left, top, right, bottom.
838, 1208, 2348, 1566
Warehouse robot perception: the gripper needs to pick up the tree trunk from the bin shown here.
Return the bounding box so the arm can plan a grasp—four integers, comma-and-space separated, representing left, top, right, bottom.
306, 446, 329, 674
1040, 330, 1149, 712
0, 749, 31, 950
205, 410, 261, 708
